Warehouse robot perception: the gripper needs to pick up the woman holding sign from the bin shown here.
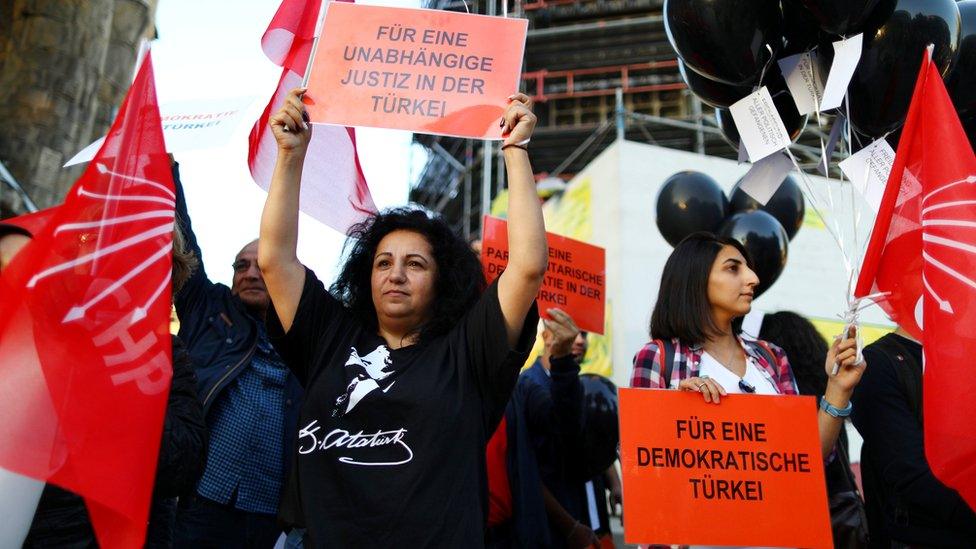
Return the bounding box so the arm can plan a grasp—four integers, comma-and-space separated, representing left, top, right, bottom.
258, 88, 547, 547
630, 232, 864, 458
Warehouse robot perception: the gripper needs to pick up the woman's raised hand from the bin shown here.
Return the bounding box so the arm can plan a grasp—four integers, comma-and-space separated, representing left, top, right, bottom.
270, 87, 313, 155
501, 93, 536, 147
678, 375, 727, 404
826, 326, 865, 394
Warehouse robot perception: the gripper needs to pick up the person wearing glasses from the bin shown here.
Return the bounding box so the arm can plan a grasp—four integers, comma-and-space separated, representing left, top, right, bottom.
170, 158, 302, 548
630, 232, 864, 459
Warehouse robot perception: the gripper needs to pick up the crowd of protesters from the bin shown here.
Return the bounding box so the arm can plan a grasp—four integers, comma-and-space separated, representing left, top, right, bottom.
2, 90, 976, 549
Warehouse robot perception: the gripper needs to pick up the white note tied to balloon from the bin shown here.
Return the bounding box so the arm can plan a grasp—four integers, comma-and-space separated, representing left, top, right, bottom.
779, 51, 824, 116
838, 137, 895, 212
820, 34, 863, 112
738, 153, 794, 206
730, 86, 792, 163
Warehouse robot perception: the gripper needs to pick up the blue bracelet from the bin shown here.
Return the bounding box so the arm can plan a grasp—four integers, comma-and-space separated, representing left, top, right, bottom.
820, 396, 853, 418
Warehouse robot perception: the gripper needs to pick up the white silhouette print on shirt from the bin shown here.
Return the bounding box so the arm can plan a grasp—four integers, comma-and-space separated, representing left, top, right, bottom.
333, 345, 397, 416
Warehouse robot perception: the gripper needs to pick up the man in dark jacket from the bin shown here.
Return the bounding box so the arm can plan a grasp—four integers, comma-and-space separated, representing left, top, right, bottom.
515, 309, 598, 547
171, 162, 303, 548
852, 329, 976, 548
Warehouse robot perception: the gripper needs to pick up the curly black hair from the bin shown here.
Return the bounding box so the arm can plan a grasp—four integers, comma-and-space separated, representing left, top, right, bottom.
758, 311, 829, 397
330, 206, 485, 344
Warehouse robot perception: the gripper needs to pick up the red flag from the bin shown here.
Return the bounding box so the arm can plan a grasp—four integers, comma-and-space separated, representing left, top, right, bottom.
0, 53, 174, 547
855, 50, 976, 511
248, 0, 376, 232
1, 206, 60, 237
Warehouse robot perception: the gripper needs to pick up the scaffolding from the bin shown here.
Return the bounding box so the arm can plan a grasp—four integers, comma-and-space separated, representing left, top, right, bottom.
410, 0, 829, 238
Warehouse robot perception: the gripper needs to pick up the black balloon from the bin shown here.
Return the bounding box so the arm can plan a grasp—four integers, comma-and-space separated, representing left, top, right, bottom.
656, 171, 729, 247
786, 0, 889, 37
579, 374, 619, 478
679, 60, 753, 108
729, 175, 806, 241
717, 211, 789, 297
963, 114, 976, 152
946, 1, 976, 118
845, 0, 961, 138
781, 0, 827, 54
715, 108, 741, 151
665, 0, 783, 86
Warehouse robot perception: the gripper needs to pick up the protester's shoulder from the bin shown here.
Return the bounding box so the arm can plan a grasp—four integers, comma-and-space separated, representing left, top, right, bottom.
860, 340, 903, 381
632, 340, 676, 389
633, 338, 679, 365
862, 335, 904, 371
633, 340, 661, 360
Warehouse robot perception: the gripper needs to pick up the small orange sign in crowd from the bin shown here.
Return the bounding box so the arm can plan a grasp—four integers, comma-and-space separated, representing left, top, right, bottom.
480, 216, 606, 334
305, 3, 528, 139
619, 389, 833, 548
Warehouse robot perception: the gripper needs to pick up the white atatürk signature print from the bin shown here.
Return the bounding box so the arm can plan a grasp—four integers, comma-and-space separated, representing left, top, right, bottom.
298, 420, 414, 466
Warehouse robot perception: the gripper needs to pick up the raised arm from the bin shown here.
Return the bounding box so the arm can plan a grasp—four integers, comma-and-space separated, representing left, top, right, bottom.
258, 87, 310, 333
171, 160, 218, 318
497, 93, 548, 346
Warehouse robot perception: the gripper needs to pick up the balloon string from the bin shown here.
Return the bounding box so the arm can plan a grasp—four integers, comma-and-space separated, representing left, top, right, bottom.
806, 51, 842, 246
843, 94, 862, 283
784, 147, 854, 278
756, 44, 776, 91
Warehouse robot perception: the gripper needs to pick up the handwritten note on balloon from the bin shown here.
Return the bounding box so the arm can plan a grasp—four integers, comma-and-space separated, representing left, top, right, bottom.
839, 137, 895, 212
779, 51, 824, 116
730, 87, 791, 163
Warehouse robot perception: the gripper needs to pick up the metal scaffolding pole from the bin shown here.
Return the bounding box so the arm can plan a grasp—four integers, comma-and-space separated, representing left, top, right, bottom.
615, 88, 625, 141
463, 141, 473, 241
479, 0, 497, 234
691, 95, 705, 154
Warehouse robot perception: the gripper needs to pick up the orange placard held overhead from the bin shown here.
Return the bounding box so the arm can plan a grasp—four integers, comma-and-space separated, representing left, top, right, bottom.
305, 3, 527, 139
618, 389, 832, 548
481, 216, 606, 334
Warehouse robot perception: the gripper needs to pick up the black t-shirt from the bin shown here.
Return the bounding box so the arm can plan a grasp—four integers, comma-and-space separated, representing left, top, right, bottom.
267, 268, 538, 548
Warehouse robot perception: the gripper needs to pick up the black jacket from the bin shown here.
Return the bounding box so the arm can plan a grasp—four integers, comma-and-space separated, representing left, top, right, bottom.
852, 334, 976, 547
172, 163, 303, 476
23, 336, 208, 548
500, 381, 552, 548
517, 356, 589, 545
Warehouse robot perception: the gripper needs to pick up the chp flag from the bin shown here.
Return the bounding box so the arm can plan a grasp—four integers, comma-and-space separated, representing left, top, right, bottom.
0, 52, 175, 547
248, 0, 377, 233
855, 48, 976, 511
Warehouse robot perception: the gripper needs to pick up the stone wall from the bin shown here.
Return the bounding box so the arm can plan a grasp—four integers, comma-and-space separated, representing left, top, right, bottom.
0, 0, 158, 215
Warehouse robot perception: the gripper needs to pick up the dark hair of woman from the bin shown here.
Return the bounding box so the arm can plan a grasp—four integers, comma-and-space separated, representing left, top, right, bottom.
330, 206, 485, 344
172, 225, 198, 295
649, 231, 753, 343
759, 311, 829, 396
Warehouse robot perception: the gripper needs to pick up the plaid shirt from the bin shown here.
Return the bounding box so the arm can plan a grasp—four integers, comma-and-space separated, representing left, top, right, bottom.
197, 326, 288, 514
631, 337, 798, 395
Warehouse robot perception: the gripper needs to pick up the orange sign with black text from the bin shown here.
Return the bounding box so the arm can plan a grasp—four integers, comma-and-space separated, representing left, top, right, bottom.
305, 3, 527, 139
481, 215, 606, 334
619, 389, 832, 548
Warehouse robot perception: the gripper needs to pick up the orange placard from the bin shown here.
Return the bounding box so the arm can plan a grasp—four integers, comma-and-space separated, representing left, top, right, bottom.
619, 389, 832, 548
306, 3, 527, 139
481, 216, 606, 334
